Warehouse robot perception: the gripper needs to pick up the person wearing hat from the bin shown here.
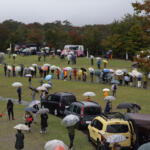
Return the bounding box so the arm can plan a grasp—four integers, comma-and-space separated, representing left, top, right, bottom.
15, 130, 24, 150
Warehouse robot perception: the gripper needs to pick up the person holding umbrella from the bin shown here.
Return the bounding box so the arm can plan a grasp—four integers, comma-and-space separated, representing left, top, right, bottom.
40, 112, 48, 134
24, 111, 33, 132
111, 84, 117, 97
15, 130, 24, 150
7, 99, 15, 120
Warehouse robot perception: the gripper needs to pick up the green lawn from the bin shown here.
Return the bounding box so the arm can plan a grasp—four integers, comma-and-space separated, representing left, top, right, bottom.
0, 55, 150, 150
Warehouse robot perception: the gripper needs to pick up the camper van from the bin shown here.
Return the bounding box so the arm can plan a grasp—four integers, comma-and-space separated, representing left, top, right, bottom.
61, 45, 84, 57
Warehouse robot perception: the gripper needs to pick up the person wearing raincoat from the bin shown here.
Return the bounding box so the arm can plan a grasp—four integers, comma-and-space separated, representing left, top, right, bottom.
15, 130, 24, 150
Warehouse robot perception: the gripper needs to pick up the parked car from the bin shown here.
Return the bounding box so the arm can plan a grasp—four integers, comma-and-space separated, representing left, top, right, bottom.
88, 112, 136, 150
64, 101, 102, 128
43, 92, 76, 115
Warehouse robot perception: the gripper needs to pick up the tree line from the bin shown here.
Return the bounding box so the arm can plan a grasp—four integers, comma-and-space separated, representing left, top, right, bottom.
0, 0, 150, 58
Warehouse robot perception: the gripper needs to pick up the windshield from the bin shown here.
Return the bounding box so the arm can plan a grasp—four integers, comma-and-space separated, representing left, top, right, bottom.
106, 124, 129, 133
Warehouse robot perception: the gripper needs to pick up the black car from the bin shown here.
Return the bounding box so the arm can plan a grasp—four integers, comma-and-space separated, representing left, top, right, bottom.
43, 92, 76, 115
64, 101, 102, 128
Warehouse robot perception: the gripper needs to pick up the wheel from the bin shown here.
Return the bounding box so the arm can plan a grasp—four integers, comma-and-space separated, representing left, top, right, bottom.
88, 131, 91, 142
54, 109, 58, 116
96, 139, 101, 150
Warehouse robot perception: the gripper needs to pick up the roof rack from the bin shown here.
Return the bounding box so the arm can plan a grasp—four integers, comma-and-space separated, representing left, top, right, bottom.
102, 112, 125, 120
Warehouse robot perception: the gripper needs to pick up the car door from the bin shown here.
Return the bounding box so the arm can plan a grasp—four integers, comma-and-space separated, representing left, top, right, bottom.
44, 94, 53, 111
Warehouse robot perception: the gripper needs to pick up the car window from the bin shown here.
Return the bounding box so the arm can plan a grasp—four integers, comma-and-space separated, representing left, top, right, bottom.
76, 106, 81, 114
62, 96, 76, 105
69, 105, 74, 112
51, 95, 60, 102
84, 107, 101, 115
73, 105, 78, 113
47, 95, 52, 101
106, 124, 129, 133
92, 119, 103, 130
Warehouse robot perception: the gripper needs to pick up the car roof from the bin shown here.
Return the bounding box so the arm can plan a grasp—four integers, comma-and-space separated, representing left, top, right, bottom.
53, 92, 75, 96
95, 116, 129, 124
73, 101, 100, 107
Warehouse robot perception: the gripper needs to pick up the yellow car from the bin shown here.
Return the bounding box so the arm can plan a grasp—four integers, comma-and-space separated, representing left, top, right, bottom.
88, 113, 136, 149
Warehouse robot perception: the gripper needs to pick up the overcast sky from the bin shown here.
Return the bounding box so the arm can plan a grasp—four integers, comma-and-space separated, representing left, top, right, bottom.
0, 0, 142, 26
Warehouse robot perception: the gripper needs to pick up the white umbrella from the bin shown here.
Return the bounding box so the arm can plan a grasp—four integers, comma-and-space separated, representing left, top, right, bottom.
44, 63, 51, 67
90, 55, 94, 58
132, 70, 142, 77
0, 52, 5, 56
106, 134, 126, 144
13, 54, 17, 57
109, 69, 115, 73
96, 57, 101, 60
28, 100, 40, 107
45, 139, 68, 150
29, 67, 35, 71
50, 65, 57, 70
88, 67, 94, 72
15, 66, 21, 72
102, 88, 110, 92
37, 108, 49, 114
12, 82, 22, 87
104, 96, 116, 101
61, 114, 79, 127
128, 72, 135, 77
7, 65, 12, 70
42, 83, 52, 88
83, 92, 96, 97
7, 48, 11, 51
65, 67, 72, 71
32, 64, 37, 67
37, 86, 47, 91
115, 70, 124, 76
25, 74, 32, 77
14, 124, 29, 131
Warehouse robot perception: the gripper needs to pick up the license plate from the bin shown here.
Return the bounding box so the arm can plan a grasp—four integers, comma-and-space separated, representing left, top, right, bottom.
86, 121, 91, 124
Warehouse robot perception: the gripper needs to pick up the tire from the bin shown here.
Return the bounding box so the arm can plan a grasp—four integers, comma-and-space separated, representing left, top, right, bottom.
88, 131, 91, 142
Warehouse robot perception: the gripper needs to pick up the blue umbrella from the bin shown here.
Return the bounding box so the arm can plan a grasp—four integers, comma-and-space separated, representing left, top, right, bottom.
138, 142, 150, 150
111, 80, 120, 84
24, 107, 36, 112
103, 69, 110, 73
45, 75, 52, 81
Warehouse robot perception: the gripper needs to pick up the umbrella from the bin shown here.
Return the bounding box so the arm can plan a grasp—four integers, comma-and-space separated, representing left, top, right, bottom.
13, 54, 17, 57
117, 102, 141, 110
83, 92, 96, 97
90, 55, 94, 58
121, 68, 128, 73
44, 63, 51, 67
115, 70, 124, 76
32, 64, 37, 67
94, 70, 101, 76
103, 69, 110, 73
104, 96, 116, 101
45, 75, 52, 81
109, 69, 115, 73
103, 60, 108, 63
29, 67, 35, 71
37, 86, 47, 91
128, 72, 135, 77
12, 82, 22, 87
88, 67, 94, 72
28, 100, 40, 107
24, 107, 36, 112
61, 114, 79, 127
7, 48, 11, 51
96, 57, 101, 60
102, 88, 110, 92
138, 142, 150, 150
15, 66, 21, 72
14, 124, 29, 131
50, 65, 57, 70
44, 139, 68, 150
106, 134, 126, 144
81, 67, 86, 72
132, 70, 142, 77
25, 74, 32, 77
42, 66, 48, 71
7, 65, 12, 70
65, 67, 72, 71
0, 52, 5, 56
42, 83, 52, 88
57, 67, 61, 71
37, 108, 49, 114
111, 80, 120, 84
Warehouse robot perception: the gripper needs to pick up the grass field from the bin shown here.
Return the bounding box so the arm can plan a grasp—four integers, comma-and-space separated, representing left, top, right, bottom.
0, 55, 150, 150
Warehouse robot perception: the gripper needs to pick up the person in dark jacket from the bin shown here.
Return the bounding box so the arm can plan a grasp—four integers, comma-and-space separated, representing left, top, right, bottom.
40, 113, 48, 134
67, 126, 75, 150
4, 63, 7, 76
15, 130, 24, 150
104, 101, 112, 114
7, 99, 14, 120
17, 87, 22, 104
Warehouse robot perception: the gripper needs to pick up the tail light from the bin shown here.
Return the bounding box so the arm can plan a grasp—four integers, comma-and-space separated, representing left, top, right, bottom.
101, 135, 105, 144
80, 106, 84, 118
58, 102, 62, 107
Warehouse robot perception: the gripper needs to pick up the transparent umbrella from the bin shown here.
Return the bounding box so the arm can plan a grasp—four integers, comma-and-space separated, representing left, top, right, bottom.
138, 142, 150, 150
28, 100, 40, 107
14, 124, 29, 131
102, 88, 110, 92
83, 92, 96, 97
61, 114, 79, 127
12, 82, 22, 87
104, 96, 116, 101
45, 139, 68, 150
